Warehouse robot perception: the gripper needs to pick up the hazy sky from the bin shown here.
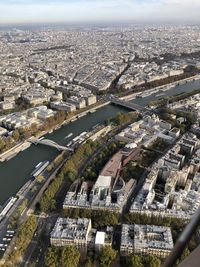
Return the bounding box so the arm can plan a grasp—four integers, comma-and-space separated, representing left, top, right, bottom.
0, 0, 200, 24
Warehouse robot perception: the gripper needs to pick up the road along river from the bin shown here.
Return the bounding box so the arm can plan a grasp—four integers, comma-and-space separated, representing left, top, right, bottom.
1, 78, 200, 205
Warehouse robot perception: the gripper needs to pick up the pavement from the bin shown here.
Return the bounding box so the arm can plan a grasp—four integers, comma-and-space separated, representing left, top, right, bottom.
20, 214, 59, 267
20, 217, 46, 267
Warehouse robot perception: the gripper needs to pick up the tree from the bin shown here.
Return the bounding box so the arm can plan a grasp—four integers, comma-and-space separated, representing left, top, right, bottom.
36, 175, 45, 183
92, 210, 119, 228
49, 199, 56, 211
17, 198, 28, 216
60, 246, 80, 267
45, 247, 58, 267
30, 123, 38, 134
12, 129, 20, 141
99, 246, 117, 267
6, 216, 38, 266
143, 255, 161, 267
129, 255, 143, 267
0, 138, 6, 152
84, 257, 93, 267
176, 247, 190, 265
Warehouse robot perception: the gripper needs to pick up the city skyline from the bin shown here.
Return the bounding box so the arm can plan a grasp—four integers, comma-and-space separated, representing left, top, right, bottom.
0, 6, 200, 265
0, 0, 200, 24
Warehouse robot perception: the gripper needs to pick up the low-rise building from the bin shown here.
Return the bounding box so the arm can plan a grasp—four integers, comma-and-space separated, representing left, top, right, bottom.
50, 217, 92, 250
120, 224, 173, 258
27, 106, 55, 120
66, 96, 86, 109
0, 101, 15, 110
85, 95, 97, 106
50, 217, 113, 254
50, 101, 76, 112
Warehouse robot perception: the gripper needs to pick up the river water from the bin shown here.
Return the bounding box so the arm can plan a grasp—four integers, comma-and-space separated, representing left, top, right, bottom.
131, 78, 200, 106
0, 79, 200, 205
0, 105, 127, 204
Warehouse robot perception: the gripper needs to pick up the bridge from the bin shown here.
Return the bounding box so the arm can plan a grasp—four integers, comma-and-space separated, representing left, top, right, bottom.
110, 97, 150, 113
29, 138, 74, 152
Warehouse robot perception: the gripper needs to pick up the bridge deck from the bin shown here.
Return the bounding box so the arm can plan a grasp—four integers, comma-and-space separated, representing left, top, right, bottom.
29, 138, 73, 151
111, 98, 149, 112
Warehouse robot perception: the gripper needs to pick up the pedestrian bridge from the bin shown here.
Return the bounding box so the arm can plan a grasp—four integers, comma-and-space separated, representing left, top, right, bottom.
29, 138, 74, 152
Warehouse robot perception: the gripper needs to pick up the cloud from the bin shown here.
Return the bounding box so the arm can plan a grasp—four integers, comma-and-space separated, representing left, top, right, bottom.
0, 0, 199, 24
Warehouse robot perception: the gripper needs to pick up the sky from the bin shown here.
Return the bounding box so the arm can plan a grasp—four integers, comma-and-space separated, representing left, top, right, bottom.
0, 0, 200, 24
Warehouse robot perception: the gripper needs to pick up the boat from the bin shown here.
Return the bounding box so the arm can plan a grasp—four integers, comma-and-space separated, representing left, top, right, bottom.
66, 141, 72, 147
72, 136, 80, 142
55, 125, 61, 130
64, 133, 73, 139
89, 109, 96, 113
156, 93, 166, 97
62, 121, 69, 126
140, 91, 153, 97
136, 95, 143, 99
0, 197, 17, 220
78, 113, 85, 118
35, 162, 43, 168
80, 131, 87, 136
31, 160, 49, 178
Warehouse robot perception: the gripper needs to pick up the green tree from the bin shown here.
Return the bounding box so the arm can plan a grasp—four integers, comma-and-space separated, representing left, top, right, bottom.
143, 255, 161, 267
92, 210, 119, 228
84, 257, 93, 267
36, 175, 45, 183
99, 246, 117, 267
45, 247, 58, 267
12, 129, 20, 141
129, 254, 143, 267
176, 247, 190, 266
17, 198, 28, 215
60, 246, 80, 267
0, 138, 6, 152
6, 216, 38, 266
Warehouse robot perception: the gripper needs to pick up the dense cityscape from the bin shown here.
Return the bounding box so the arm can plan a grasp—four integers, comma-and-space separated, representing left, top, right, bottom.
0, 3, 200, 267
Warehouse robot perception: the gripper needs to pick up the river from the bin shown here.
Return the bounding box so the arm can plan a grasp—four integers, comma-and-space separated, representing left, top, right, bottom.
0, 78, 200, 205
0, 104, 127, 205
131, 78, 200, 106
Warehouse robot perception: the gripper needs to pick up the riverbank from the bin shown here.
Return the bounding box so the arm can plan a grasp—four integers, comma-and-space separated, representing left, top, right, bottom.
1, 73, 200, 163
120, 74, 200, 101
0, 73, 199, 163
0, 104, 128, 205
1, 76, 200, 205
61, 100, 110, 125
0, 100, 110, 163
149, 87, 200, 108
0, 141, 31, 163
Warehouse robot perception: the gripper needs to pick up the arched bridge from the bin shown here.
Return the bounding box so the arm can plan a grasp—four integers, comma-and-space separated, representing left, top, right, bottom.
29, 138, 74, 152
